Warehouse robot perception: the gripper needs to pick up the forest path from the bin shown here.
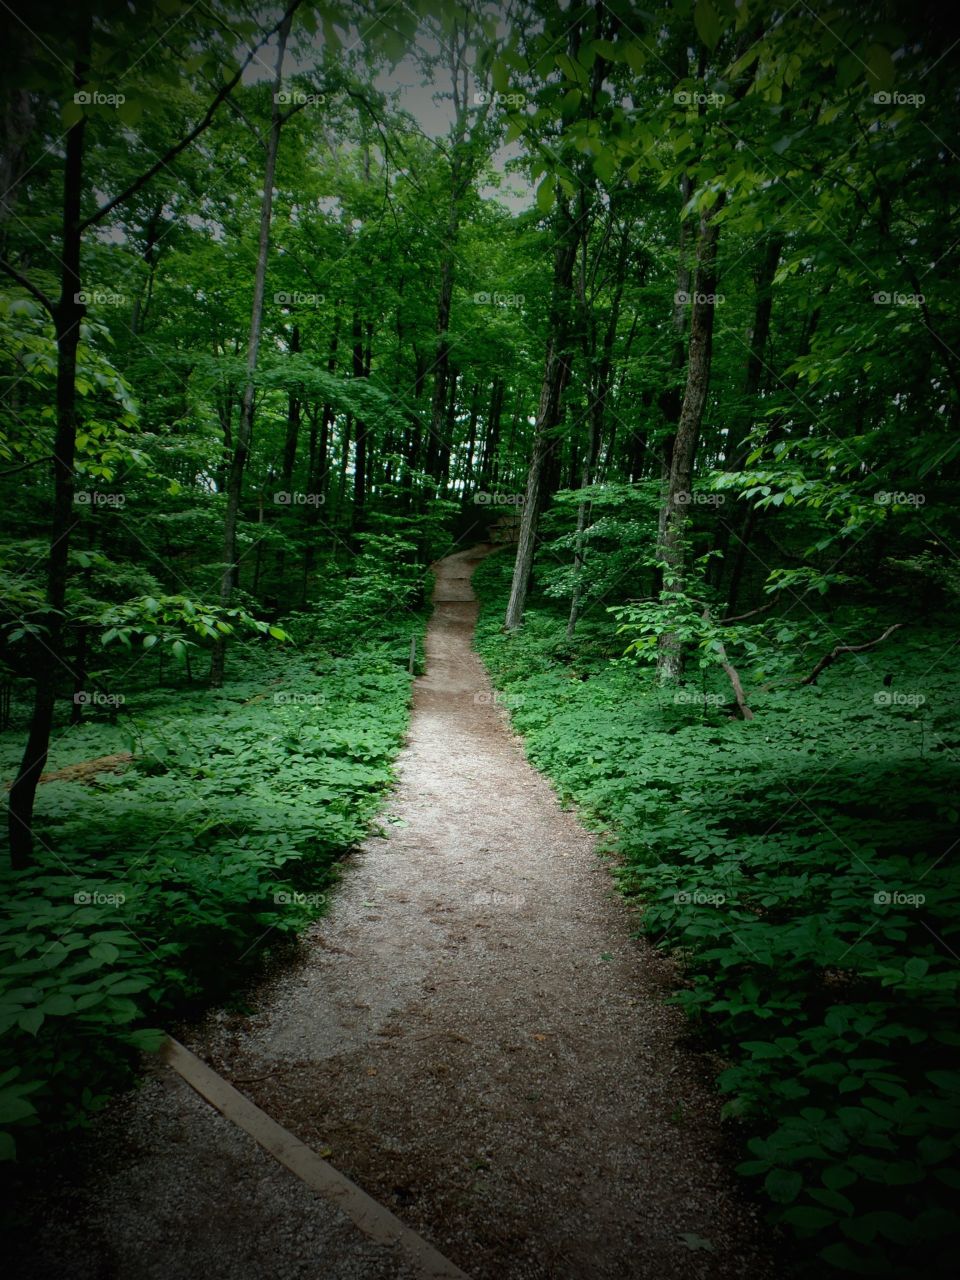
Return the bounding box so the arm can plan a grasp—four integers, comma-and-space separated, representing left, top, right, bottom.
13, 547, 770, 1280
188, 545, 770, 1278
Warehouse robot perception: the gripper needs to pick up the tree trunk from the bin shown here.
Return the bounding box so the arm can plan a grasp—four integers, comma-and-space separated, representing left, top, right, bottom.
505, 196, 579, 631
710, 234, 781, 585
477, 376, 504, 493
210, 12, 291, 686
280, 323, 301, 492
7, 29, 89, 868
567, 227, 628, 639
657, 195, 724, 682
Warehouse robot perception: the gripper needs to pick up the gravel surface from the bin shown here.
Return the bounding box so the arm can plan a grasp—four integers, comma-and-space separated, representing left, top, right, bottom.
10, 546, 773, 1279
10, 1065, 418, 1280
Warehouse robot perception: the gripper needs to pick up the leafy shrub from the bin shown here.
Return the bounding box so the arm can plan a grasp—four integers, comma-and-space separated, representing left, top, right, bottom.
0, 617, 424, 1162
473, 552, 960, 1278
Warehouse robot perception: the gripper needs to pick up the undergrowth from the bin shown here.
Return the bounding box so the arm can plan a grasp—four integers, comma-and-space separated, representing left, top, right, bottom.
473, 551, 960, 1279
0, 607, 425, 1166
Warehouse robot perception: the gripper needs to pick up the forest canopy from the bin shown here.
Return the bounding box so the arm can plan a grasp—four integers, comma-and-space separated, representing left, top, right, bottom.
1, 0, 958, 1274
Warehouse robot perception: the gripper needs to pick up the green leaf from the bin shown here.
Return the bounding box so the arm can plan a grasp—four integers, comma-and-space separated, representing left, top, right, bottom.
17, 1009, 44, 1036
765, 1167, 803, 1204
867, 44, 895, 91
38, 993, 74, 1016
0, 1096, 37, 1124
694, 0, 723, 50
90, 942, 120, 964
535, 179, 556, 214
126, 1028, 167, 1052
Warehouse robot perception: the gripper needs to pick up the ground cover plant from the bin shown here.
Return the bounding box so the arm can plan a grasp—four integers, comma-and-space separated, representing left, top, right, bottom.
474, 550, 960, 1277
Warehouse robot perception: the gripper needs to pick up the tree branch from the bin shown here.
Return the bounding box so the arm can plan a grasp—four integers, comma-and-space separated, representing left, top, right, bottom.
0, 455, 54, 477
80, 0, 303, 231
0, 259, 55, 316
722, 598, 777, 624
702, 607, 754, 720
801, 623, 903, 686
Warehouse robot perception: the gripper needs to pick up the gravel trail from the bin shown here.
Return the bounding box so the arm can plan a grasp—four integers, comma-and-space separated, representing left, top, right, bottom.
11, 546, 771, 1280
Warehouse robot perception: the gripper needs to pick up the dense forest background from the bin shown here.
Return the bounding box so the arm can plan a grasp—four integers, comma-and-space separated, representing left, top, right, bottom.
1, 0, 958, 1275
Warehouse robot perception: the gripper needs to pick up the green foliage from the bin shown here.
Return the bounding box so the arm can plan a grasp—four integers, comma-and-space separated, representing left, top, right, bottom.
94, 593, 291, 661
474, 553, 960, 1277
0, 606, 425, 1162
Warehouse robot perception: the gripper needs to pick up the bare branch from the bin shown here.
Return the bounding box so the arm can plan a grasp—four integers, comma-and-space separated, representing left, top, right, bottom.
0, 455, 54, 477
0, 259, 55, 316
801, 624, 904, 687
702, 607, 754, 720
722, 598, 777, 624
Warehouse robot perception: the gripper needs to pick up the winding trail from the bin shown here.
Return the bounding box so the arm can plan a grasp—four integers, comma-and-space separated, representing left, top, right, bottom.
13, 548, 770, 1280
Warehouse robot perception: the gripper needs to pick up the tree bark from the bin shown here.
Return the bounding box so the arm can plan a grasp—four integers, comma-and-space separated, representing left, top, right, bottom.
657, 194, 724, 682
567, 226, 628, 639
709, 234, 781, 585
505, 196, 579, 631
210, 12, 291, 686
7, 26, 89, 868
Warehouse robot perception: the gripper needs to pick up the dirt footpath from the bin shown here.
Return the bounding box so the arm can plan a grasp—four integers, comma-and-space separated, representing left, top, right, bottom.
10, 546, 771, 1280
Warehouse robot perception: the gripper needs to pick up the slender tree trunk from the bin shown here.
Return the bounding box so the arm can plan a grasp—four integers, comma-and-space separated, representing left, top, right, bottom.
0, 81, 36, 255
280, 323, 301, 492
567, 229, 628, 639
351, 307, 368, 537
461, 381, 480, 493
210, 13, 291, 686
275, 323, 301, 577
710, 234, 781, 585
655, 173, 694, 584
477, 376, 503, 492
7, 29, 89, 868
252, 489, 266, 594
305, 313, 339, 542
69, 625, 88, 724
129, 203, 163, 337
505, 197, 578, 630
439, 369, 458, 489
657, 195, 724, 681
